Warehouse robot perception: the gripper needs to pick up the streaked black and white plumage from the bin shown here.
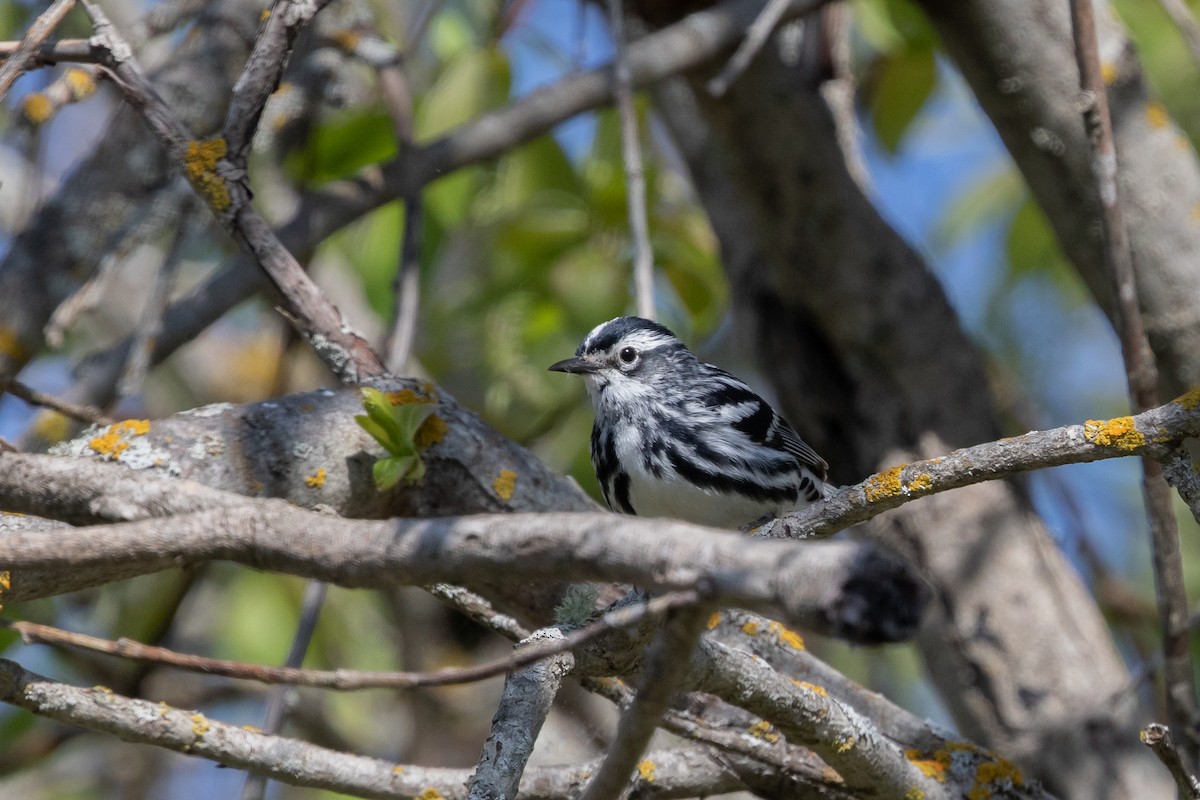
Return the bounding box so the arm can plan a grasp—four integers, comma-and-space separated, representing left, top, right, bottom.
549, 316, 830, 529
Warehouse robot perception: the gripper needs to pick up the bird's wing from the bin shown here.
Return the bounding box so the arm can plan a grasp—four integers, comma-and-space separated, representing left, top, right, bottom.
694, 367, 829, 481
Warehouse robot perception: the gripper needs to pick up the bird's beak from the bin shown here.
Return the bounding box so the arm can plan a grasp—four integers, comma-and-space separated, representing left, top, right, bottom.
548, 356, 600, 374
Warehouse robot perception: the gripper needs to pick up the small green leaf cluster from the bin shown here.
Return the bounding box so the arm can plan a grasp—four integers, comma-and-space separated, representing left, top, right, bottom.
355, 387, 437, 490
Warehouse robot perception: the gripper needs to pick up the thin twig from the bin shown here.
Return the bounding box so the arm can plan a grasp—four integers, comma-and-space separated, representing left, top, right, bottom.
1069, 0, 1197, 765
0, 39, 97, 66
426, 582, 531, 641
1159, 0, 1200, 70
706, 0, 792, 96
240, 580, 327, 800
5, 379, 112, 426
3, 591, 699, 690
1141, 724, 1200, 799
223, 0, 336, 165
607, 0, 656, 321
376, 34, 424, 373
0, 0, 77, 100
80, 0, 386, 383
118, 215, 193, 399
578, 603, 713, 800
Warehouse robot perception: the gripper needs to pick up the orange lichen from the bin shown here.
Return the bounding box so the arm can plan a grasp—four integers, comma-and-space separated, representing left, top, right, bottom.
636, 760, 656, 782
415, 415, 448, 449
0, 571, 9, 611
1175, 388, 1200, 410
65, 68, 96, 100
418, 789, 446, 800
305, 468, 327, 488
748, 720, 779, 742
1146, 102, 1170, 130
864, 466, 904, 502
706, 611, 722, 630
184, 138, 231, 212
906, 748, 950, 782
493, 469, 517, 501
21, 93, 53, 124
741, 620, 760, 636
89, 419, 151, 461
975, 757, 1024, 787
1083, 417, 1145, 450
793, 680, 827, 697
385, 386, 438, 405
768, 620, 805, 650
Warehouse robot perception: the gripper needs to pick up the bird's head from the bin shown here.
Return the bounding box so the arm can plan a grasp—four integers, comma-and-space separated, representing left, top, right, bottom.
548, 316, 691, 403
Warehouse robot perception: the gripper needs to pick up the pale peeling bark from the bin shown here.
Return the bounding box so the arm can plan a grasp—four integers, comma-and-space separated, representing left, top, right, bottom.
641, 20, 1166, 799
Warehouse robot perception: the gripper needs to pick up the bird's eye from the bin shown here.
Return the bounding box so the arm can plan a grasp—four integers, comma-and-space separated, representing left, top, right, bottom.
619, 346, 638, 364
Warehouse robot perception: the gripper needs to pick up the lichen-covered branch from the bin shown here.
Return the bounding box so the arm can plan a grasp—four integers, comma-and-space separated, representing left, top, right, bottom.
772, 390, 1200, 539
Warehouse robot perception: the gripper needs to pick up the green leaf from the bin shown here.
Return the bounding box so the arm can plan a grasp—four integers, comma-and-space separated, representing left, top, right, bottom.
356, 389, 439, 489
284, 109, 397, 185
868, 47, 938, 154
374, 455, 417, 490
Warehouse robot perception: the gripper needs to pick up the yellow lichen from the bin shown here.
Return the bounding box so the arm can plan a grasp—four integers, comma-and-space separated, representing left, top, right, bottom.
159, 702, 170, 717
835, 736, 856, 753
1100, 61, 1118, 85
0, 571, 9, 611
385, 386, 438, 405
191, 713, 210, 737
493, 469, 517, 501
794, 680, 827, 697
88, 419, 151, 461
637, 760, 657, 782
1083, 417, 1145, 450
905, 749, 950, 782
706, 611, 722, 630
767, 620, 805, 650
418, 789, 445, 800
906, 790, 925, 800
415, 415, 448, 449
1146, 102, 1170, 130
906, 473, 933, 493
31, 411, 69, 444
976, 758, 1024, 786
1175, 388, 1200, 410
305, 467, 327, 488
21, 93, 53, 124
65, 68, 96, 101
748, 720, 780, 743
0, 326, 28, 361
392, 765, 405, 775
864, 466, 904, 502
741, 620, 760, 636
184, 138, 232, 212
242, 724, 262, 733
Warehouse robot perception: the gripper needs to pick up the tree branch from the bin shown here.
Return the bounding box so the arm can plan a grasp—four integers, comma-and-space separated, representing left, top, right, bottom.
771, 391, 1200, 539
2, 591, 697, 690
467, 627, 575, 800
0, 0, 77, 100
579, 603, 712, 800
1069, 0, 1197, 763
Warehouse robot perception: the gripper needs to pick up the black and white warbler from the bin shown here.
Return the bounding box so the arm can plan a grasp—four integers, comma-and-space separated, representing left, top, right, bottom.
549, 316, 831, 528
